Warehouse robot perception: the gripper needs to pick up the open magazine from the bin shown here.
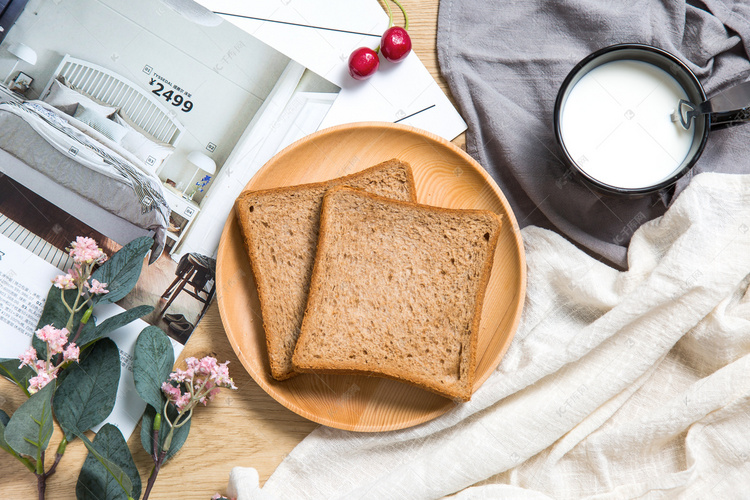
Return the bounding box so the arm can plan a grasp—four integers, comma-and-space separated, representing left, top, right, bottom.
0, 0, 340, 339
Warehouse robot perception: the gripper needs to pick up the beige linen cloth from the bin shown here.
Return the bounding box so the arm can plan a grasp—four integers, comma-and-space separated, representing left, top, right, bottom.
226, 173, 750, 499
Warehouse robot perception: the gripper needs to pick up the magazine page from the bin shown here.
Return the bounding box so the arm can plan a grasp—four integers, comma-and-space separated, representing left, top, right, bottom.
0, 0, 340, 340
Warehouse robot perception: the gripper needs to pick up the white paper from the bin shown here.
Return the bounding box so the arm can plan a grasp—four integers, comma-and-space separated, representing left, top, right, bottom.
197, 0, 467, 141
0, 234, 181, 439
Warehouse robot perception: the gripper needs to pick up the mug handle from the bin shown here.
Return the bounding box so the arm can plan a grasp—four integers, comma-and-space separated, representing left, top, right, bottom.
677, 81, 750, 130
706, 81, 750, 130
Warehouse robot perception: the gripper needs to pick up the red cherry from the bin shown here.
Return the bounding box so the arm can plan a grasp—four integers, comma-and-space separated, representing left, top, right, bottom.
380, 26, 412, 63
348, 47, 380, 80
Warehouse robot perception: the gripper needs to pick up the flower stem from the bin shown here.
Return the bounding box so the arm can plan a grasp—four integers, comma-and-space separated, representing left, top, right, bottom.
65, 285, 84, 333
43, 451, 64, 479
69, 312, 89, 346
151, 413, 161, 462
142, 450, 168, 500
60, 289, 73, 316
172, 408, 192, 429
37, 473, 46, 500
35, 450, 45, 500
31, 438, 66, 499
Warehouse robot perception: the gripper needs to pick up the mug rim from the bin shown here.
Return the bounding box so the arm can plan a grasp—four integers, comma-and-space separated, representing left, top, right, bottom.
553, 43, 709, 196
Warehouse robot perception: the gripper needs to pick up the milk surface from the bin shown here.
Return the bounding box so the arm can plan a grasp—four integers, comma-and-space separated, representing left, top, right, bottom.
560, 60, 695, 189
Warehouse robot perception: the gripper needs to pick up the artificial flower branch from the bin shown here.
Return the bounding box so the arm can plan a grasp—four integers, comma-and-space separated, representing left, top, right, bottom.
141, 356, 237, 500
2, 236, 116, 499
3, 235, 237, 499
15, 238, 111, 499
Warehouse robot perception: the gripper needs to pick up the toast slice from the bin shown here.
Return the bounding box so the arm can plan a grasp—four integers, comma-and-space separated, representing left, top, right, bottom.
235, 159, 416, 380
292, 187, 502, 401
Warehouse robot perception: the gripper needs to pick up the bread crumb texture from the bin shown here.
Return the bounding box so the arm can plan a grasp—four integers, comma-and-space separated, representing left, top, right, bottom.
294, 187, 501, 401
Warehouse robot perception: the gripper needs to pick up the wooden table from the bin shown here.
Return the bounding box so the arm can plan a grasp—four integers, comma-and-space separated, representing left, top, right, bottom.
0, 2, 460, 497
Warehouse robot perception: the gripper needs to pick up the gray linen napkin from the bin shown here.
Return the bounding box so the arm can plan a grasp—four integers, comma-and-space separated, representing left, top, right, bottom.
438, 0, 750, 268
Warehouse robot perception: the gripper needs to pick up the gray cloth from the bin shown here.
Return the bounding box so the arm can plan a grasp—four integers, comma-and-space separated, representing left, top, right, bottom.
438, 0, 750, 268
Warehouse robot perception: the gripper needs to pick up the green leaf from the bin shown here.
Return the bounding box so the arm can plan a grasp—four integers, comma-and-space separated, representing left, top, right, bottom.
4, 381, 55, 460
34, 288, 85, 358
76, 424, 141, 500
0, 409, 34, 472
78, 305, 154, 348
140, 404, 190, 462
53, 338, 120, 442
133, 326, 174, 412
75, 430, 133, 499
91, 236, 153, 305
0, 358, 34, 395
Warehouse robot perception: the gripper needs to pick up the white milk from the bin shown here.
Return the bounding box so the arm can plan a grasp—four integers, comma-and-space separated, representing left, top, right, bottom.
560, 59, 696, 189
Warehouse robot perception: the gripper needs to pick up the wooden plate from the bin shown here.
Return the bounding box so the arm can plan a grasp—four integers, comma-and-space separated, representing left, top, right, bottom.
216, 122, 526, 432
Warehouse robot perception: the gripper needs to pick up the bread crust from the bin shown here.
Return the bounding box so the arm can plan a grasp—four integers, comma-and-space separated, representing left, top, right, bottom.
293, 186, 502, 401
234, 160, 417, 381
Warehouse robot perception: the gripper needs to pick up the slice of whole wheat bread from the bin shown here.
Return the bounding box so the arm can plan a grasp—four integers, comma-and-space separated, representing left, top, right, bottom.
292, 186, 502, 401
235, 160, 416, 380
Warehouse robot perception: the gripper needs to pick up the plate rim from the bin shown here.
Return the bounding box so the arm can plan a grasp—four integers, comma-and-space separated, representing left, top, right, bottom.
216, 121, 527, 431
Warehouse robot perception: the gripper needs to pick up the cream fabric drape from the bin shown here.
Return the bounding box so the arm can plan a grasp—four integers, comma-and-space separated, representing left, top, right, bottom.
228, 173, 750, 499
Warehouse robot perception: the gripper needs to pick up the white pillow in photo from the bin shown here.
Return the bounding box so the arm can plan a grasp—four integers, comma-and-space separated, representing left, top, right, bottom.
73, 104, 129, 143
43, 78, 118, 118
113, 112, 175, 173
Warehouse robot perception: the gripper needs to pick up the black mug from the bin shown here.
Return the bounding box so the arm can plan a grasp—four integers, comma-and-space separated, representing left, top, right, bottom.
553, 43, 750, 196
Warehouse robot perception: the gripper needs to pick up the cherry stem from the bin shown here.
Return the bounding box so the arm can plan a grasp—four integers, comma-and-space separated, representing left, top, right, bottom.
383, 0, 393, 28
390, 0, 409, 30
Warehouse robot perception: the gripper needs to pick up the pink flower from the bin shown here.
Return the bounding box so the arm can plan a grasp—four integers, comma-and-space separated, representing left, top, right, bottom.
86, 279, 109, 295
161, 382, 191, 411
18, 325, 80, 394
28, 371, 56, 394
161, 382, 181, 400
169, 369, 189, 383
52, 273, 77, 290
63, 344, 80, 362
69, 236, 108, 264
36, 325, 70, 356
198, 356, 218, 375
162, 356, 236, 414
35, 324, 55, 342
211, 361, 237, 389
186, 356, 201, 372
18, 347, 37, 369
170, 356, 198, 383
175, 393, 191, 411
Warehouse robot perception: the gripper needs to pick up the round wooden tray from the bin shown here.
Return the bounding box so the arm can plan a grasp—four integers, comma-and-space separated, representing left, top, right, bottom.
216, 122, 526, 432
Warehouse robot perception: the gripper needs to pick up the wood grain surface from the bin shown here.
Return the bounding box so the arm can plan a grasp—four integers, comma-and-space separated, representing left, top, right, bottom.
218, 123, 525, 432
0, 2, 477, 498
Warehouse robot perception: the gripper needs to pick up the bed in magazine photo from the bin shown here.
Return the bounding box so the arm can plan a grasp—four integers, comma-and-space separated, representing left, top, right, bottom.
0, 54, 185, 262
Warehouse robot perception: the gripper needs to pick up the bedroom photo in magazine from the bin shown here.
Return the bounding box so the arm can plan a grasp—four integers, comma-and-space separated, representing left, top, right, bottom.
0, 0, 340, 342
